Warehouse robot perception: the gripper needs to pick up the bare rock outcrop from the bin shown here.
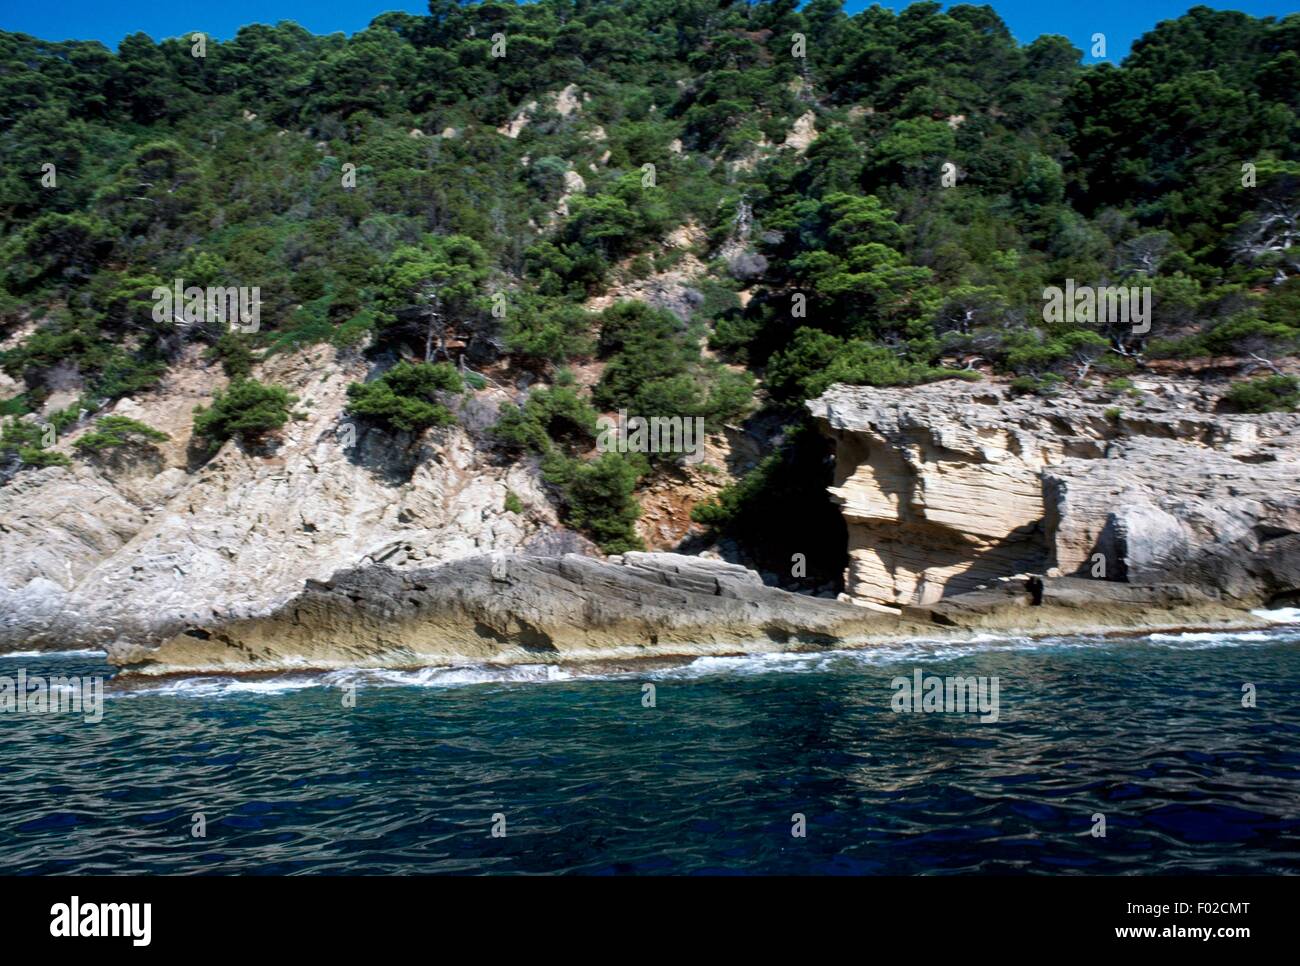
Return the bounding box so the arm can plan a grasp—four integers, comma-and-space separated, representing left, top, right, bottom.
809, 379, 1300, 611
0, 345, 570, 652
108, 552, 927, 675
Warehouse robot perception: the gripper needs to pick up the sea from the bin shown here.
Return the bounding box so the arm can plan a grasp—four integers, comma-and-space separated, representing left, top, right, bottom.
2, 616, 1298, 874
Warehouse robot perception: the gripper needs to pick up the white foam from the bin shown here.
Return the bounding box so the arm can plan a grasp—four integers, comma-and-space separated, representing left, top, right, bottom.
106, 623, 1299, 697
1251, 606, 1300, 625
0, 649, 104, 660
119, 676, 324, 698
645, 636, 1087, 681
650, 651, 833, 679
1144, 629, 1291, 649
325, 663, 585, 688
117, 662, 599, 698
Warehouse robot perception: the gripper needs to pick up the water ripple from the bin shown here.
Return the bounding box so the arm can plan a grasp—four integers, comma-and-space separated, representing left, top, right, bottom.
0, 631, 1297, 873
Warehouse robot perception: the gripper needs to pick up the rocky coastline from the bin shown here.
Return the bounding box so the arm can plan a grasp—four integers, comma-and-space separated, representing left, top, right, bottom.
808, 378, 1300, 613
3, 365, 1297, 676
106, 552, 1279, 677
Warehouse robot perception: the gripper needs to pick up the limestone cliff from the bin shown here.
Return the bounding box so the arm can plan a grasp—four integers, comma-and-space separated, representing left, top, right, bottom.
6, 358, 1294, 662
0, 344, 581, 652
809, 379, 1300, 611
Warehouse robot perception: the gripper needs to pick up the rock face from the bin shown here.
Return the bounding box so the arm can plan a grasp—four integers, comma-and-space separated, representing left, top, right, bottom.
7, 354, 1293, 663
809, 380, 1300, 611
0, 345, 578, 652
108, 552, 925, 675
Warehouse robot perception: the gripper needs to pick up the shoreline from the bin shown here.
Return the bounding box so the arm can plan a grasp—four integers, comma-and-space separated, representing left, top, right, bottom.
11, 608, 1296, 684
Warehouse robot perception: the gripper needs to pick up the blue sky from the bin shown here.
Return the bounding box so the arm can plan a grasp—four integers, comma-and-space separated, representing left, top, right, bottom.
1, 1, 1294, 62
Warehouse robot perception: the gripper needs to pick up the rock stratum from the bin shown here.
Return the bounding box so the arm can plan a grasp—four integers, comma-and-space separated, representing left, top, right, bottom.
0, 344, 587, 653
107, 552, 926, 675
4, 355, 1296, 673
809, 379, 1300, 613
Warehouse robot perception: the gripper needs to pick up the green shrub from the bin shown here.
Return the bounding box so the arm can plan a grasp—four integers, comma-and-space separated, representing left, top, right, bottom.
1221, 376, 1299, 413
542, 450, 646, 554
764, 328, 943, 401
345, 361, 462, 433
264, 297, 335, 354
332, 309, 378, 348
504, 490, 525, 514
492, 402, 552, 453
1148, 316, 1300, 360
0, 419, 70, 470
0, 393, 32, 418
492, 381, 600, 454
206, 332, 256, 379
1002, 329, 1109, 375
85, 350, 168, 404
1009, 373, 1064, 396
709, 313, 764, 362
192, 379, 296, 450
17, 448, 71, 468
503, 300, 595, 369
73, 415, 170, 453
593, 302, 754, 430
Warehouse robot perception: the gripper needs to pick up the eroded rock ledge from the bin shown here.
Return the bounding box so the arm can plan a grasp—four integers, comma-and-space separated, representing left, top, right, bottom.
107, 552, 932, 675
108, 549, 1271, 676
809, 380, 1300, 611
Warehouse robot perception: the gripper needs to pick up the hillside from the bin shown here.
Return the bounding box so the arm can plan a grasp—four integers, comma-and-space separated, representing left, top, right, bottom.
0, 1, 1298, 626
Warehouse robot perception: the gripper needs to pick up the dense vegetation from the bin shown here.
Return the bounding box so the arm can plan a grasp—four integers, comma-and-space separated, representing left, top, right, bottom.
0, 1, 1296, 564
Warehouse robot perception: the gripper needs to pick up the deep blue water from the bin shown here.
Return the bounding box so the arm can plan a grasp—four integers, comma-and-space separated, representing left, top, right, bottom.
1, 626, 1298, 875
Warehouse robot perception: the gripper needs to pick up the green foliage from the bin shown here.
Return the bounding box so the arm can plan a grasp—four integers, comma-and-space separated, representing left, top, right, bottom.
207, 332, 256, 379
766, 193, 937, 339
0, 393, 31, 418
492, 380, 600, 455
542, 450, 647, 554
192, 379, 296, 450
1149, 315, 1300, 360
593, 302, 753, 432
1002, 328, 1110, 375
502, 298, 595, 369
332, 310, 379, 348
17, 448, 71, 468
491, 373, 647, 549
764, 328, 950, 402
372, 234, 490, 357
504, 490, 525, 515
1, 213, 115, 292
73, 415, 169, 452
0, 418, 70, 470
1221, 375, 1300, 413
1, 1, 1296, 532
345, 360, 462, 433
1010, 373, 1065, 396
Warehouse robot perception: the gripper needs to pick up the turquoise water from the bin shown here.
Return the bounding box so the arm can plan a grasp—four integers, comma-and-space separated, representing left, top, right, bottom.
1, 627, 1298, 874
